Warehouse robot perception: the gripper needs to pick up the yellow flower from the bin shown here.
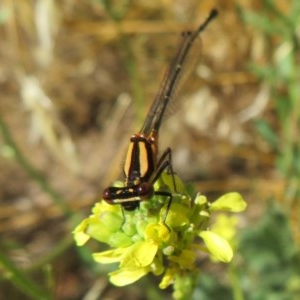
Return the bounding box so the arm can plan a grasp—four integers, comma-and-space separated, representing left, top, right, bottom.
199, 231, 233, 262
210, 214, 239, 247
73, 219, 90, 246
93, 240, 160, 286
73, 173, 247, 297
209, 192, 247, 212
145, 223, 171, 244
159, 267, 176, 289
109, 268, 151, 287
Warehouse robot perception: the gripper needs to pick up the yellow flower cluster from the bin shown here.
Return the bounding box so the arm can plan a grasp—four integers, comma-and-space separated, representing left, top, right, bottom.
73, 172, 247, 294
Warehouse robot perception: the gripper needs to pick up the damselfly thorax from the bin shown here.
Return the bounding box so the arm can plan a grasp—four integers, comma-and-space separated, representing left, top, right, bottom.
103, 130, 169, 211
124, 132, 157, 187
102, 10, 218, 216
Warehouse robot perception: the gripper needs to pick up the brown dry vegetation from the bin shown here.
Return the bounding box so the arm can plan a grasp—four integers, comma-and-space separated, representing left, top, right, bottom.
0, 1, 291, 299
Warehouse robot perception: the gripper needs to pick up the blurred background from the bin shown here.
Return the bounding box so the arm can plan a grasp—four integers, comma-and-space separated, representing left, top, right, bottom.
1, 0, 300, 299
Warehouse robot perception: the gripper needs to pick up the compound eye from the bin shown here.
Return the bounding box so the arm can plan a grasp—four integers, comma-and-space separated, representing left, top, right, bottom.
102, 187, 113, 202
137, 182, 153, 199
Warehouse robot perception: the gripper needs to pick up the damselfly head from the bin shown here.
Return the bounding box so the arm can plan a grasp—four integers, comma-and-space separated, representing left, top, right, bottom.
102, 182, 154, 210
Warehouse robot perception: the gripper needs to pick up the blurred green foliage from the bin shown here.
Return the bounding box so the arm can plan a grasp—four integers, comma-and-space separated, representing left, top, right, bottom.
238, 202, 300, 300
193, 202, 300, 300
193, 1, 300, 299
244, 0, 300, 178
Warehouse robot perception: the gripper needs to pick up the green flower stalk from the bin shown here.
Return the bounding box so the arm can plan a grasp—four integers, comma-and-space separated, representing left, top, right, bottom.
73, 172, 246, 299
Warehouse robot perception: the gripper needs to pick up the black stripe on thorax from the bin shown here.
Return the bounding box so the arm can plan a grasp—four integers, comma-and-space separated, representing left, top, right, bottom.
124, 134, 155, 186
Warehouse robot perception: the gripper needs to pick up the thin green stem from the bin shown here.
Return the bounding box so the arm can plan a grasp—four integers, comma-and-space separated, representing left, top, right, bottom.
0, 115, 97, 280
229, 263, 244, 300
0, 250, 52, 300
0, 116, 72, 218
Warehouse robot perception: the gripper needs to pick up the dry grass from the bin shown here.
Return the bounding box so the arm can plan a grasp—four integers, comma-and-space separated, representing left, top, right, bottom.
0, 0, 288, 299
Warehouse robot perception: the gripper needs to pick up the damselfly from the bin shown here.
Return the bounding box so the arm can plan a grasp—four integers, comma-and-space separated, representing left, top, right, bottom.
103, 9, 218, 220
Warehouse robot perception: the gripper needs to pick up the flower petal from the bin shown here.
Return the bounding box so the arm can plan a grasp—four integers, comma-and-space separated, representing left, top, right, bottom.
209, 192, 247, 212
121, 241, 158, 268
145, 223, 170, 243
73, 230, 90, 246
73, 220, 90, 246
199, 231, 233, 262
159, 268, 175, 289
93, 247, 127, 264
109, 267, 150, 286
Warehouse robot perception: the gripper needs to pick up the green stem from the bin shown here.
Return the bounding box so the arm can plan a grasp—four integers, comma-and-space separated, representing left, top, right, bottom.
0, 250, 52, 300
229, 263, 244, 300
0, 115, 97, 277
0, 116, 72, 218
